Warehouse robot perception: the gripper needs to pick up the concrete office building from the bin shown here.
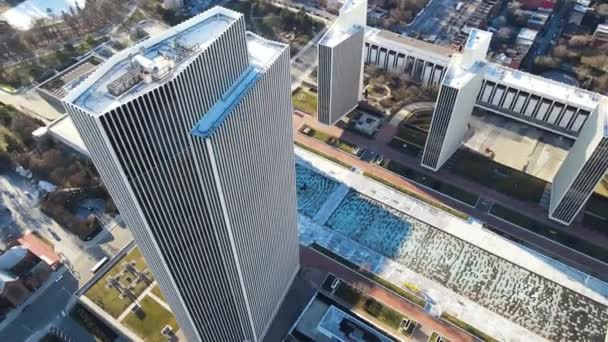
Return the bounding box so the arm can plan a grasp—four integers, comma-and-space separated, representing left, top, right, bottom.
421, 29, 489, 171
363, 28, 599, 138
63, 7, 298, 342
362, 24, 607, 225
550, 99, 608, 225
364, 28, 451, 88
317, 0, 366, 125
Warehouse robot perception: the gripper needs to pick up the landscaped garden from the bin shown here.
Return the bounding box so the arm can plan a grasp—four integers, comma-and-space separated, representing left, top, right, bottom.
330, 278, 417, 337
85, 248, 154, 318
122, 295, 178, 342
292, 88, 318, 115
489, 203, 608, 263
300, 125, 362, 156
451, 149, 548, 203
386, 160, 479, 207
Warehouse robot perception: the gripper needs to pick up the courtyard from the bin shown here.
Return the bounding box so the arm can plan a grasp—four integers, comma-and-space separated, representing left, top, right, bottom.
294, 147, 608, 341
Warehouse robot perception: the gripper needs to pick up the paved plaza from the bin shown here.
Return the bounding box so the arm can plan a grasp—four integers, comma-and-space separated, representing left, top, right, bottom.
295, 147, 608, 341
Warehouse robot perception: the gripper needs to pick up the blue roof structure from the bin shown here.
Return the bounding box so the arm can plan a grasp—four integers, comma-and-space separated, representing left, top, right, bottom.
191, 67, 260, 138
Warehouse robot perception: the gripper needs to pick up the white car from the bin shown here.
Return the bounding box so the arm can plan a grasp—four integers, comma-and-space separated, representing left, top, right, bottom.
55, 274, 64, 282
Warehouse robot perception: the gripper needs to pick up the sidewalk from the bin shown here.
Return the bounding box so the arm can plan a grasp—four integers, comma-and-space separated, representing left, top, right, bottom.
301, 246, 476, 342
292, 113, 608, 280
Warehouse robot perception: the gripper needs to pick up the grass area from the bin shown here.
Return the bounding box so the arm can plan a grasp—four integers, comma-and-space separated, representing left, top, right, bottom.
151, 284, 166, 303
594, 176, 608, 197
70, 303, 118, 342
452, 149, 547, 203
294, 141, 352, 169
0, 84, 17, 93
311, 244, 427, 308
122, 295, 178, 342
429, 331, 449, 342
363, 172, 470, 221
334, 283, 402, 330
386, 161, 478, 206
85, 248, 154, 318
300, 125, 361, 156
489, 204, 608, 263
440, 312, 498, 342
292, 88, 318, 114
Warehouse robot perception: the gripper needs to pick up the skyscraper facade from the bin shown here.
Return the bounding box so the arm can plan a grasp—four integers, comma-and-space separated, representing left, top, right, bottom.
550, 99, 608, 225
317, 0, 366, 125
64, 7, 299, 342
421, 30, 489, 171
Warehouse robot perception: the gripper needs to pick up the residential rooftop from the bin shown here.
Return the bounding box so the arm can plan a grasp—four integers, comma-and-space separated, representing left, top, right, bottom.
65, 7, 242, 115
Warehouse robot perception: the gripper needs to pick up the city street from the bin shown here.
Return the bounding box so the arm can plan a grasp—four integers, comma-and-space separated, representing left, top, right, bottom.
0, 172, 133, 339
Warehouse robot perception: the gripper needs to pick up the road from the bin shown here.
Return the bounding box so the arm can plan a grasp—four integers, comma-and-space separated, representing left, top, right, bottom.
0, 172, 133, 340
522, 0, 573, 71
0, 271, 78, 341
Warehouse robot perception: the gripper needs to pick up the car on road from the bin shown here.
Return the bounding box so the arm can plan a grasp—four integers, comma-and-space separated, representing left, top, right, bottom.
22, 305, 30, 312
55, 274, 63, 282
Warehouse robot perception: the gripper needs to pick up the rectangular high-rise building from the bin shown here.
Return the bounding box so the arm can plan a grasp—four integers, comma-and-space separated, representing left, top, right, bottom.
63, 7, 299, 342
421, 29, 490, 171
421, 54, 483, 170
550, 99, 608, 225
317, 0, 366, 125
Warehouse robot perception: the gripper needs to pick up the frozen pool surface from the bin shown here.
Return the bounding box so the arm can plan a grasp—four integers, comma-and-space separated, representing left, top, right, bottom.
323, 191, 608, 341
296, 164, 340, 218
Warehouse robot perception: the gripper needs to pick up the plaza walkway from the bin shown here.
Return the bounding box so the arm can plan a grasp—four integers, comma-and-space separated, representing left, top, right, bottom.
292, 111, 608, 280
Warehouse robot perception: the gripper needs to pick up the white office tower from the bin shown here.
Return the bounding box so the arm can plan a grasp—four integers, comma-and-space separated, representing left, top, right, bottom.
421, 29, 490, 171
63, 7, 299, 342
550, 99, 608, 225
317, 0, 367, 125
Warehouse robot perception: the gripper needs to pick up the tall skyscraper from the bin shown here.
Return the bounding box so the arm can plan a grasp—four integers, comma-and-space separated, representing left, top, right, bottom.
421, 29, 489, 171
550, 99, 608, 225
317, 0, 366, 125
64, 7, 299, 342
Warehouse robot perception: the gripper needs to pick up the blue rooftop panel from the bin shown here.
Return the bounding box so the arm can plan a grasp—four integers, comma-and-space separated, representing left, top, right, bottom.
191, 67, 260, 138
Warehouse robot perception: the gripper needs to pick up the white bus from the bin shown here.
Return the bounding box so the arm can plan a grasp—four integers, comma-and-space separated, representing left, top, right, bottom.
90, 257, 109, 274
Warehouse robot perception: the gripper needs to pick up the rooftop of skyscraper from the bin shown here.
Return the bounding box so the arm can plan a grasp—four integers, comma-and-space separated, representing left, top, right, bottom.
64, 7, 242, 115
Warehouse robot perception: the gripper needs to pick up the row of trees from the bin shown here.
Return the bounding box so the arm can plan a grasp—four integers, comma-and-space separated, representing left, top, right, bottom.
0, 102, 116, 240
370, 0, 429, 29
0, 0, 125, 65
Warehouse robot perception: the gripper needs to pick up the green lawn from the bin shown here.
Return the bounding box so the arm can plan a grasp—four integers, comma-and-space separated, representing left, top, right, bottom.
363, 172, 469, 221
440, 312, 498, 342
300, 126, 360, 156
386, 161, 478, 206
122, 296, 178, 342
333, 282, 412, 332
489, 204, 608, 263
594, 176, 608, 197
452, 149, 547, 203
312, 244, 427, 308
85, 248, 154, 318
151, 285, 166, 303
293, 88, 318, 114
294, 141, 352, 169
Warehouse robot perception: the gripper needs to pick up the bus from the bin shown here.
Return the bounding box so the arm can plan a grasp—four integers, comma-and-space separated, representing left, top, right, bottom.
90, 257, 109, 274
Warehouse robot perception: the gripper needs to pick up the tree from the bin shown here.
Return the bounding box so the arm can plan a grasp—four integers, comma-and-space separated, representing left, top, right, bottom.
568, 35, 592, 48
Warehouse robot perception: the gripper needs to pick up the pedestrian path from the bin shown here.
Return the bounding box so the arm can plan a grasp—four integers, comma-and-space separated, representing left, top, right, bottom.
313, 184, 349, 225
